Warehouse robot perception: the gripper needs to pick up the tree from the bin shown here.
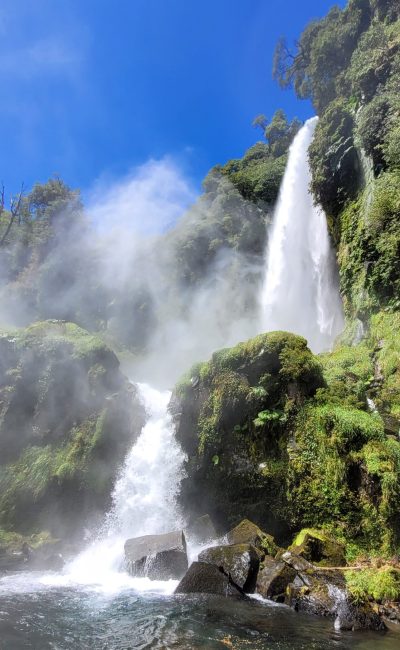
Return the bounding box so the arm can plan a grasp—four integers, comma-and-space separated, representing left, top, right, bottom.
0, 184, 24, 246
252, 114, 268, 135
273, 1, 372, 111
252, 110, 301, 157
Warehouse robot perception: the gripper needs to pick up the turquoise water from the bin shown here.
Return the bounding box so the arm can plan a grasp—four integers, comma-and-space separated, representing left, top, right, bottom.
0, 574, 399, 650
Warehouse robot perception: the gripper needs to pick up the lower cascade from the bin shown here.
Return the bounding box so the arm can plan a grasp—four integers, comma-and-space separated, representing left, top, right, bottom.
64, 383, 187, 589
260, 117, 343, 352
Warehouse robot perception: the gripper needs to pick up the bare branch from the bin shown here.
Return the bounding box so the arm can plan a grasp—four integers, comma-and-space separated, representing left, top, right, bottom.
0, 184, 4, 218
0, 183, 24, 246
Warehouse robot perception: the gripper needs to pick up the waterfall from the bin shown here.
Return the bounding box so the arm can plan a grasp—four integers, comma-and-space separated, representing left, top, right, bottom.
62, 383, 186, 590
260, 117, 343, 352
106, 382, 186, 538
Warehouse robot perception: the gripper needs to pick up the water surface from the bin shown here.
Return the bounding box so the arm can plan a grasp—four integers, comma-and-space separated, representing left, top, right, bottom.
0, 571, 399, 650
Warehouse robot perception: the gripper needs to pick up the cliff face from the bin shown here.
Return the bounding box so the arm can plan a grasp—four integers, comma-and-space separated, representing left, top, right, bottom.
172, 324, 400, 554
301, 0, 400, 323
0, 321, 145, 540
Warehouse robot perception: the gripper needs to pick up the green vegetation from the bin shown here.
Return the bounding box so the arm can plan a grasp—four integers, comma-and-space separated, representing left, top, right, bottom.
0, 321, 143, 536
316, 343, 373, 408
275, 0, 400, 320
174, 331, 324, 536
175, 320, 400, 555
346, 567, 400, 602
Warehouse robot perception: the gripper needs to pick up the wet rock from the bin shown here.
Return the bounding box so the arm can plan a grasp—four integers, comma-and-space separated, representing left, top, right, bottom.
226, 520, 278, 557
0, 538, 64, 572
256, 556, 296, 601
175, 561, 244, 597
379, 602, 400, 624
26, 541, 65, 571
336, 599, 386, 632
283, 564, 386, 631
280, 550, 315, 576
0, 549, 26, 572
198, 543, 260, 593
124, 530, 188, 580
186, 515, 216, 544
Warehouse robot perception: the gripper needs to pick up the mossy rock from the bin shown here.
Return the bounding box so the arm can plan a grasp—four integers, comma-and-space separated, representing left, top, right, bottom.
0, 320, 146, 540
290, 528, 346, 567
226, 520, 278, 557
173, 331, 323, 537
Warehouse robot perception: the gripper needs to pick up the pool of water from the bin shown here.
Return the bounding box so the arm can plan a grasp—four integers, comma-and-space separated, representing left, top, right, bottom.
0, 571, 399, 649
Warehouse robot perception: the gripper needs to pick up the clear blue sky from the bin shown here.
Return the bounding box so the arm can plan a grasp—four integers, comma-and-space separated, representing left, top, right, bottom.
0, 0, 345, 197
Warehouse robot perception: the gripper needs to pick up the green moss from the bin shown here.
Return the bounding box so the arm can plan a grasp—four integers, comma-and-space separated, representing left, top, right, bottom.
0, 527, 57, 553
288, 403, 386, 541
193, 331, 323, 455
18, 320, 114, 363
369, 312, 400, 421
317, 342, 373, 408
346, 567, 400, 603
0, 406, 119, 531
292, 528, 328, 548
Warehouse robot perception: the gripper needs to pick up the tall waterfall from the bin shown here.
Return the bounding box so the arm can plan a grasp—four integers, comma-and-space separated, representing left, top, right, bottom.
260, 117, 343, 352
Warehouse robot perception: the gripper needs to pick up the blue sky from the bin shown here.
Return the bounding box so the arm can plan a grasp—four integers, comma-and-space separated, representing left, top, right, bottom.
0, 0, 345, 200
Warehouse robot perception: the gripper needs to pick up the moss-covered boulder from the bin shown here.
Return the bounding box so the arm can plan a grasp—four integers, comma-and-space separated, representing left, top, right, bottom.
172, 331, 323, 538
290, 529, 346, 567
226, 519, 278, 557
173, 328, 400, 556
0, 320, 145, 541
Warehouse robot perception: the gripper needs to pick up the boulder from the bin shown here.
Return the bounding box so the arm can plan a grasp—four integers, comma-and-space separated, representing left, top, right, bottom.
198, 543, 260, 593
226, 520, 278, 557
280, 550, 315, 576
277, 553, 386, 632
186, 515, 217, 544
290, 529, 346, 567
0, 536, 64, 572
175, 561, 244, 597
124, 530, 188, 580
286, 574, 385, 631
256, 556, 296, 601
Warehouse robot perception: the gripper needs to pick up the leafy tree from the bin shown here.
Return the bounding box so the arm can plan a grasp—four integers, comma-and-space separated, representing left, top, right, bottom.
252, 110, 301, 156
273, 1, 371, 110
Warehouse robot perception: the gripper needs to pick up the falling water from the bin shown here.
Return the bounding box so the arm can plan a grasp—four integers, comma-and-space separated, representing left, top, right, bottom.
62, 382, 186, 590
260, 117, 343, 352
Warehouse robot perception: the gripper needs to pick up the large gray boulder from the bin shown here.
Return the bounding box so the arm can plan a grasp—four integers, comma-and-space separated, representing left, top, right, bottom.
175, 561, 244, 597
124, 530, 188, 580
256, 556, 296, 601
198, 543, 260, 593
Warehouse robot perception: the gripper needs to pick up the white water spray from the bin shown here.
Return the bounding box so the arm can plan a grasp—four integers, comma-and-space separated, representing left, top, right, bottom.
59, 383, 186, 592
260, 117, 343, 352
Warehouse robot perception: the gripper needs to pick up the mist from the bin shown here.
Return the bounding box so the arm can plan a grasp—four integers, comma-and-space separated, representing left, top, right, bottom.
0, 157, 269, 389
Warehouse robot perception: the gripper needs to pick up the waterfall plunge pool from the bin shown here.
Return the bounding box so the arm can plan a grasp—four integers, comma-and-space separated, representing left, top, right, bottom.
0, 570, 400, 649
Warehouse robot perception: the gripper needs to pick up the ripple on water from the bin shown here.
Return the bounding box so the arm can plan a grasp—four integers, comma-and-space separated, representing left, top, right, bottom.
0, 575, 399, 650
